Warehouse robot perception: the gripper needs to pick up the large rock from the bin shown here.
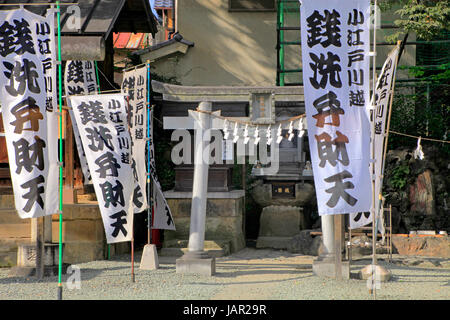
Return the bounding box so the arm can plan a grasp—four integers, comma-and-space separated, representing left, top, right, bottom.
392, 235, 450, 258
384, 145, 449, 233
256, 206, 306, 249
258, 206, 305, 236
409, 169, 435, 216
288, 230, 323, 256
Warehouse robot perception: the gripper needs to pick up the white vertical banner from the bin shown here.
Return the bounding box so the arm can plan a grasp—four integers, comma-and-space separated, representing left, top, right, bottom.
0, 8, 58, 218
39, 8, 59, 216
149, 109, 175, 230
300, 0, 372, 215
121, 67, 148, 213
350, 45, 400, 229
68, 94, 134, 243
64, 60, 99, 185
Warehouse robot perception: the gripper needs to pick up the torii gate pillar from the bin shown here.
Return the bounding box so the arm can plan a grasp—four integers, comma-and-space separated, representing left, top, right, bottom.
176, 101, 216, 276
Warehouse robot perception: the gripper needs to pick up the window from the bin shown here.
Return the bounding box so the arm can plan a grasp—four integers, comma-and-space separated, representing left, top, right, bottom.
229, 0, 276, 12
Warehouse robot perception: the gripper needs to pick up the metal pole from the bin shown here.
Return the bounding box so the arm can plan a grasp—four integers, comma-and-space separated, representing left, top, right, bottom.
389, 205, 392, 262
125, 94, 135, 283
56, 1, 64, 300
348, 215, 352, 263
131, 228, 135, 282
371, 0, 378, 300
146, 61, 153, 245
242, 161, 246, 238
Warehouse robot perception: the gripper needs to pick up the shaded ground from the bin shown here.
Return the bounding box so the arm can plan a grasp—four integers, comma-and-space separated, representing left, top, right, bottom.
0, 248, 448, 300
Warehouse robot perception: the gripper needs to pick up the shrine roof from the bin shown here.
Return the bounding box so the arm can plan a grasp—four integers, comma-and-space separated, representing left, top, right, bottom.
0, 0, 158, 39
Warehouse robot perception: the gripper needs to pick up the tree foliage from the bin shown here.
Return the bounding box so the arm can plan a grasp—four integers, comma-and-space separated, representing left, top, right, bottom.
379, 0, 450, 41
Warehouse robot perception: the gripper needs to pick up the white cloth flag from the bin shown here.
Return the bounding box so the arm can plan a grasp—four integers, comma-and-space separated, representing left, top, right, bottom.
0, 8, 59, 218
68, 94, 134, 243
350, 45, 400, 229
149, 109, 175, 230
64, 60, 100, 185
121, 67, 148, 213
300, 0, 372, 215
40, 8, 59, 217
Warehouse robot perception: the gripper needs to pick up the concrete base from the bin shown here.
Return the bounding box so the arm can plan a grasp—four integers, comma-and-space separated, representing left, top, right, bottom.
9, 263, 69, 277
256, 236, 292, 249
160, 247, 225, 258
17, 243, 60, 267
176, 251, 216, 276
163, 190, 246, 255
140, 244, 159, 270
161, 239, 230, 257
312, 257, 350, 280
359, 264, 392, 282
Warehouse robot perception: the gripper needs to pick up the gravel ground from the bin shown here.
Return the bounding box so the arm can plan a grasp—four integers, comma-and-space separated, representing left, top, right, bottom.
0, 248, 448, 300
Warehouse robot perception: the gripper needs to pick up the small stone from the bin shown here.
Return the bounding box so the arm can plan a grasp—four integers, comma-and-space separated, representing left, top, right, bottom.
140, 244, 159, 270
359, 264, 392, 282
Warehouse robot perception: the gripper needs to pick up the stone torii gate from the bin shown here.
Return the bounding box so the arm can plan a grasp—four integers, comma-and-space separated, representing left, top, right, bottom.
156, 81, 341, 276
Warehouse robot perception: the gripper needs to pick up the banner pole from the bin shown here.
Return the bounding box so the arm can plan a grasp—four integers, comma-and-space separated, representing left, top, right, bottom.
371, 0, 378, 300
94, 60, 111, 260
56, 0, 64, 300
94, 61, 101, 93
146, 61, 152, 245
124, 94, 135, 283
131, 227, 135, 282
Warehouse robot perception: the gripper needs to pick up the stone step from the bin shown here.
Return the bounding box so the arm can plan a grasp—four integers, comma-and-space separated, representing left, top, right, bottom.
0, 223, 30, 238
160, 239, 231, 257
0, 238, 32, 267
160, 247, 226, 258
76, 193, 97, 203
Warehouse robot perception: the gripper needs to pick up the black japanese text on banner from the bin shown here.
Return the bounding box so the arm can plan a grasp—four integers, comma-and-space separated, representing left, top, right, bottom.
64, 60, 100, 185
0, 8, 58, 218
300, 0, 372, 215
350, 45, 401, 229
121, 67, 148, 213
149, 109, 175, 230
68, 94, 134, 243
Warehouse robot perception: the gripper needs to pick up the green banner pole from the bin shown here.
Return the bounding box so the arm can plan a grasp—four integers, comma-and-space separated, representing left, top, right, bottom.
56, 0, 64, 300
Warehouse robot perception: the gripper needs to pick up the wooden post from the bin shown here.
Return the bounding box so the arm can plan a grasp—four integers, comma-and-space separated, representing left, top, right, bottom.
348, 216, 352, 262
32, 217, 44, 279
242, 162, 246, 237
389, 205, 392, 262
63, 109, 76, 203
334, 214, 343, 280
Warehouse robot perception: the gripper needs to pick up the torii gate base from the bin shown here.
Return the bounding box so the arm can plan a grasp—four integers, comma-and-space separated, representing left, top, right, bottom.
312, 259, 350, 280
176, 251, 216, 276
174, 102, 216, 276
312, 214, 350, 280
